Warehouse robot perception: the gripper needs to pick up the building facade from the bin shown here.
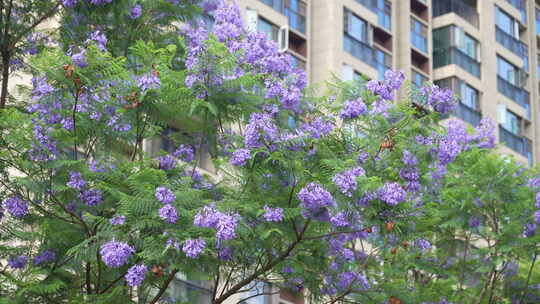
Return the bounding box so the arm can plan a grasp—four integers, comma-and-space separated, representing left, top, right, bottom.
237, 0, 540, 166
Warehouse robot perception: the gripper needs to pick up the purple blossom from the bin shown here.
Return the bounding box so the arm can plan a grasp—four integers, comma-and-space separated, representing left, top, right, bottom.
262, 205, 284, 222
67, 171, 86, 190
215, 213, 238, 240
416, 239, 432, 253
332, 167, 365, 197
79, 189, 103, 206
90, 0, 112, 5
378, 182, 406, 206
183, 238, 206, 258
534, 211, 540, 224
244, 113, 279, 149
159, 204, 179, 223
340, 99, 367, 120
399, 167, 420, 182
524, 222, 537, 238
129, 4, 142, 19
100, 240, 134, 268
297, 183, 336, 210
218, 246, 233, 261
173, 144, 195, 162
63, 0, 77, 7
72, 50, 87, 68
194, 205, 220, 228
473, 118, 496, 149
299, 117, 334, 139
110, 215, 126, 225
159, 155, 177, 170
370, 99, 390, 117
125, 264, 147, 286
357, 192, 376, 207
402, 150, 418, 166
536, 192, 540, 209
8, 256, 28, 269
422, 85, 456, 115
384, 70, 405, 90
330, 212, 350, 227
33, 250, 56, 265
337, 272, 370, 291
155, 186, 175, 204
137, 73, 160, 92
3, 196, 29, 218
357, 151, 369, 164
86, 30, 107, 51
230, 148, 251, 166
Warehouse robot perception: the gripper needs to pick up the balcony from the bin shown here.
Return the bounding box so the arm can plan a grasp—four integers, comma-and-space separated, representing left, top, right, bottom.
411, 32, 428, 53
495, 27, 527, 58
433, 47, 481, 78
497, 76, 530, 116
453, 102, 482, 126
433, 0, 479, 28
499, 126, 532, 160
344, 34, 377, 69
506, 0, 527, 24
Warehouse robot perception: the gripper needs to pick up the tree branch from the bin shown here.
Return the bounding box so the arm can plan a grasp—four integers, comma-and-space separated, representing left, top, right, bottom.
149, 269, 179, 304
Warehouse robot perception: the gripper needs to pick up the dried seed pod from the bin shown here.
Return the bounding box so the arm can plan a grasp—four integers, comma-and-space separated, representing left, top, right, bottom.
385, 222, 395, 232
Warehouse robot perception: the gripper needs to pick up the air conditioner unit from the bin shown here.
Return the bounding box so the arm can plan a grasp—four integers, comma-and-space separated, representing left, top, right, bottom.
278, 25, 289, 53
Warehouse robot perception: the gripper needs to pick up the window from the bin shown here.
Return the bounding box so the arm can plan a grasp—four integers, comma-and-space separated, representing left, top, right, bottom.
497, 55, 518, 85
164, 274, 213, 304
376, 48, 391, 80
496, 6, 519, 38
344, 9, 368, 42
411, 17, 428, 53
503, 110, 521, 135
459, 81, 479, 109
454, 27, 479, 60
258, 18, 279, 42
536, 8, 540, 36
412, 70, 428, 87
239, 281, 272, 304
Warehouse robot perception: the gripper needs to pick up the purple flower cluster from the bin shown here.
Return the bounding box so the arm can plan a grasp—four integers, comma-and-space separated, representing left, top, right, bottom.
378, 182, 406, 206
421, 84, 456, 115
159, 204, 179, 223
159, 155, 177, 170
332, 167, 365, 197
330, 212, 350, 228
86, 30, 107, 51
366, 70, 405, 101
336, 271, 370, 291
400, 151, 421, 192
72, 50, 87, 68
244, 113, 279, 149
469, 216, 481, 228
8, 255, 28, 269
173, 144, 195, 162
230, 148, 251, 166
299, 117, 334, 139
137, 73, 160, 92
90, 0, 112, 5
129, 4, 142, 19
100, 240, 134, 268
194, 205, 239, 240
67, 171, 86, 190
33, 250, 56, 265
183, 238, 206, 258
125, 264, 147, 286
262, 205, 284, 222
473, 118, 496, 149
63, 0, 77, 7
3, 196, 29, 218
155, 186, 175, 204
416, 238, 432, 253
298, 183, 336, 210
340, 99, 367, 120
110, 215, 126, 225
79, 189, 103, 206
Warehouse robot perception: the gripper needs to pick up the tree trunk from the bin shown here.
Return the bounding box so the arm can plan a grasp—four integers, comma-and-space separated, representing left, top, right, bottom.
0, 53, 10, 109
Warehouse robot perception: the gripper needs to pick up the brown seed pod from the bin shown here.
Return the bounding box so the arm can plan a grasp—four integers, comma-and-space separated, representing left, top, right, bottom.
390, 247, 397, 255
151, 265, 164, 278
152, 69, 160, 77
64, 64, 74, 78
74, 77, 82, 87
401, 241, 409, 249
389, 296, 403, 304
385, 222, 395, 232
365, 227, 373, 233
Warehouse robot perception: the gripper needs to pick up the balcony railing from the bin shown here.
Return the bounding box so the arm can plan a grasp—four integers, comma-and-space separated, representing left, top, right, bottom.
433, 0, 479, 27
355, 0, 391, 31
453, 102, 482, 126
411, 31, 428, 53
285, 8, 306, 33
433, 47, 481, 78
344, 34, 377, 68
499, 126, 532, 159
495, 26, 527, 58
497, 76, 530, 117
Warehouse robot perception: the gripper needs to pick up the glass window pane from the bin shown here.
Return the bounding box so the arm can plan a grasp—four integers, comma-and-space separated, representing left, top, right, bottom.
348, 14, 367, 42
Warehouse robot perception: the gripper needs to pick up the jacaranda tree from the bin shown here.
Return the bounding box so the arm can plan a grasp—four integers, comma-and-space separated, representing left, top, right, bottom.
1, 1, 540, 304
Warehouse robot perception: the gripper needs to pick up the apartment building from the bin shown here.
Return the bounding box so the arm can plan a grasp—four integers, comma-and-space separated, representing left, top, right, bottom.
237, 0, 540, 166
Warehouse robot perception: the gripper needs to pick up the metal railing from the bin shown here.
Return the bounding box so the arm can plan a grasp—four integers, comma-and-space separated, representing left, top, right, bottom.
499, 125, 531, 158
343, 34, 377, 68
453, 102, 482, 126
495, 26, 527, 58
411, 31, 428, 53
433, 47, 481, 78
497, 76, 530, 115
433, 0, 479, 27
